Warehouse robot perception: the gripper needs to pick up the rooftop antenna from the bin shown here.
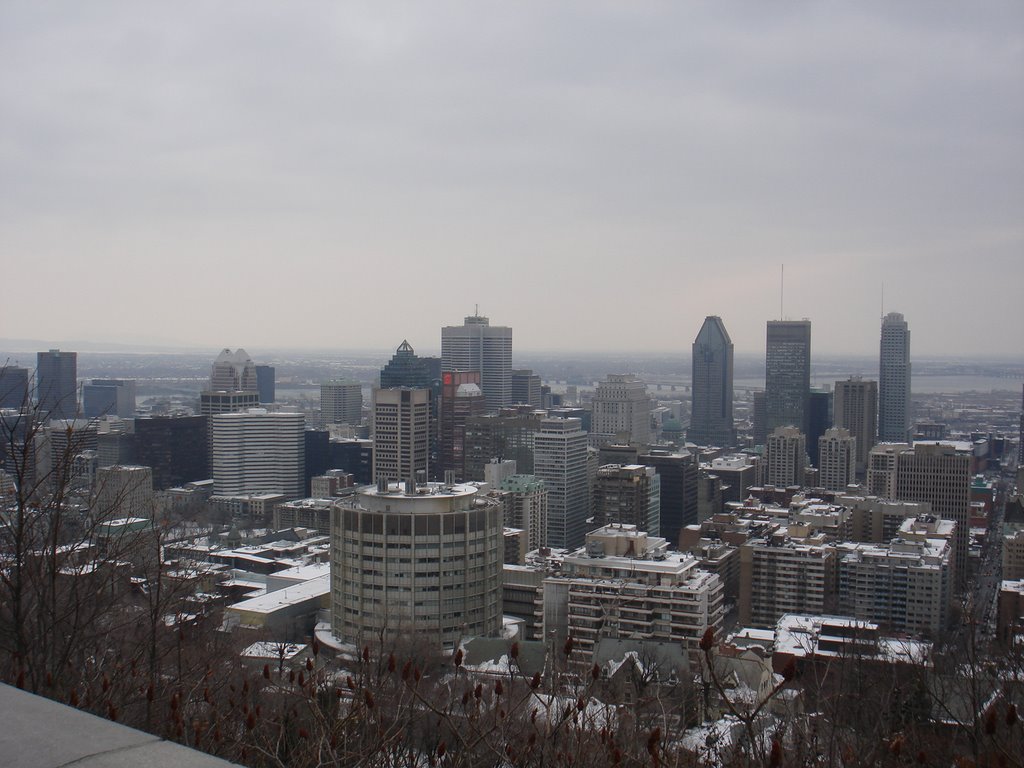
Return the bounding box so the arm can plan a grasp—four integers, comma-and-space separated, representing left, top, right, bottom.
880, 282, 884, 320
780, 263, 785, 320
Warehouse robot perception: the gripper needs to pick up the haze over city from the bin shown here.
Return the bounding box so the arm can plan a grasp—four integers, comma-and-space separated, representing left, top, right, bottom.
2, 2, 1022, 356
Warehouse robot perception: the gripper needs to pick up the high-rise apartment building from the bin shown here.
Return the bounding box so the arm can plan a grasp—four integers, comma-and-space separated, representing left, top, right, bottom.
739, 531, 837, 628
210, 349, 257, 392
592, 464, 661, 535
441, 314, 512, 410
93, 465, 154, 519
331, 482, 504, 650
690, 316, 735, 447
543, 525, 724, 665
372, 388, 430, 483
765, 426, 807, 488
589, 374, 651, 448
499, 474, 548, 552
82, 379, 137, 418
438, 371, 485, 482
833, 377, 877, 476
321, 380, 363, 425
36, 349, 77, 421
0, 366, 29, 409
764, 321, 811, 435
255, 365, 275, 404
878, 312, 911, 443
818, 427, 856, 492
533, 417, 589, 549
211, 409, 304, 498
511, 369, 542, 408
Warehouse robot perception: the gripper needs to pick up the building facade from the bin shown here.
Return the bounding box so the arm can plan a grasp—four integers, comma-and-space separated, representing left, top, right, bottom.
330, 482, 504, 650
764, 321, 811, 436
690, 315, 736, 447
36, 349, 77, 421
82, 379, 137, 419
211, 409, 304, 498
533, 417, 590, 550
833, 376, 878, 476
818, 427, 856, 492
321, 380, 363, 426
371, 388, 430, 483
592, 464, 661, 536
878, 312, 911, 443
765, 426, 807, 488
441, 314, 512, 410
210, 349, 257, 392
438, 371, 485, 482
589, 374, 651, 448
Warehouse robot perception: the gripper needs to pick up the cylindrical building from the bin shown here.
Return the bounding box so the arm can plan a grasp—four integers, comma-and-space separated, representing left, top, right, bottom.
331, 481, 503, 650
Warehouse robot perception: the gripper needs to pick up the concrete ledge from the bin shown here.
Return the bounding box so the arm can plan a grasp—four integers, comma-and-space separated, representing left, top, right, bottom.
0, 683, 238, 767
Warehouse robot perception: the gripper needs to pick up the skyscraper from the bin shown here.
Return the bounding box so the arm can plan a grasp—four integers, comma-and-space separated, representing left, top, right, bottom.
511, 369, 542, 408
82, 379, 137, 418
380, 340, 434, 389
0, 366, 29, 409
589, 374, 651, 447
833, 376, 878, 476
690, 316, 735, 447
441, 313, 512, 410
211, 409, 304, 498
878, 312, 911, 443
818, 427, 856, 492
534, 417, 589, 550
255, 365, 275, 404
372, 387, 430, 483
438, 371, 485, 481
765, 426, 807, 488
765, 320, 811, 436
36, 349, 77, 421
592, 464, 661, 536
210, 349, 257, 391
321, 380, 363, 425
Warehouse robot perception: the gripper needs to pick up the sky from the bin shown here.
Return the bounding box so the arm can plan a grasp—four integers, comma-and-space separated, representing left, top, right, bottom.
1, 2, 1022, 357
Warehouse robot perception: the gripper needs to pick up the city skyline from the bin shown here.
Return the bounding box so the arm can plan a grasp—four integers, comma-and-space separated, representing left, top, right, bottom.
1, 3, 1021, 357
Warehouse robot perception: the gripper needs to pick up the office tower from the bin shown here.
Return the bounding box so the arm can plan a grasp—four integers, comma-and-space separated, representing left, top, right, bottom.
200, 390, 260, 417
0, 366, 29, 409
878, 312, 911, 443
533, 417, 589, 549
543, 525, 724, 664
511, 369, 542, 408
93, 465, 154, 519
329, 437, 374, 485
380, 340, 434, 388
372, 388, 430, 483
806, 388, 832, 468
891, 441, 971, 582
97, 422, 137, 468
82, 379, 137, 418
463, 409, 545, 481
133, 415, 209, 489
589, 374, 651, 447
321, 380, 363, 425
592, 464, 661, 535
833, 376, 878, 476
441, 313, 512, 410
706, 454, 760, 506
36, 349, 77, 421
499, 474, 548, 551
210, 348, 257, 391
639, 449, 699, 546
211, 409, 304, 498
764, 320, 811, 435
438, 371, 485, 482
331, 481, 504, 650
765, 426, 807, 488
304, 429, 331, 496
255, 365, 275, 404
818, 427, 856, 492
867, 443, 908, 499
689, 316, 736, 447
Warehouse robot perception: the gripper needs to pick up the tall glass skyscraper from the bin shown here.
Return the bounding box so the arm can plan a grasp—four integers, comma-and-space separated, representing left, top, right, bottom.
764, 320, 811, 435
441, 314, 512, 410
36, 349, 77, 421
689, 316, 735, 447
878, 312, 911, 443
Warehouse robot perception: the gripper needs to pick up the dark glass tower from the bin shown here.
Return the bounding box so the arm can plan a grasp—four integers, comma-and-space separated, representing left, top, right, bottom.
36, 349, 77, 421
689, 316, 735, 447
878, 312, 911, 443
764, 321, 811, 435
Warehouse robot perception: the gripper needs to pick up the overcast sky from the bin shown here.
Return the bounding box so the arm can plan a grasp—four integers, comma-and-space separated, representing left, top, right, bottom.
2, 2, 1021, 357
